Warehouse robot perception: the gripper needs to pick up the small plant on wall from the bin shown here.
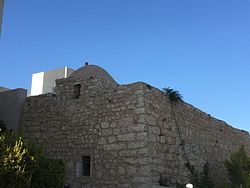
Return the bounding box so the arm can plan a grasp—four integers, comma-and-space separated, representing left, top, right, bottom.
163, 87, 184, 102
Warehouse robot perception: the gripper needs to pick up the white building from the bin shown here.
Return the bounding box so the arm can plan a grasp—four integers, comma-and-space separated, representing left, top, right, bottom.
31, 66, 74, 96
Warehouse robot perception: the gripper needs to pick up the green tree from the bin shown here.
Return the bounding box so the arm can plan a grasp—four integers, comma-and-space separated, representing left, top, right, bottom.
185, 161, 214, 188
199, 162, 214, 188
31, 158, 65, 188
224, 146, 250, 188
0, 122, 65, 188
0, 132, 38, 187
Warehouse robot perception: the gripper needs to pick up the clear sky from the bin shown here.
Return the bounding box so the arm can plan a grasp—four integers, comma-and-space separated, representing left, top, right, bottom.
0, 0, 249, 132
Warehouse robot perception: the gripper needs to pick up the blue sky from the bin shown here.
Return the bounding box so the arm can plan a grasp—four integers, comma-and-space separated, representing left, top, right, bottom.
0, 0, 249, 132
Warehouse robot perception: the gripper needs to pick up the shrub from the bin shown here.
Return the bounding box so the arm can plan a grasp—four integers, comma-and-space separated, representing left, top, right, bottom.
0, 132, 38, 188
186, 161, 214, 188
0, 124, 65, 188
0, 120, 7, 135
224, 145, 250, 188
31, 158, 65, 188
176, 182, 186, 188
200, 162, 214, 188
160, 162, 214, 188
159, 175, 170, 186
163, 87, 183, 102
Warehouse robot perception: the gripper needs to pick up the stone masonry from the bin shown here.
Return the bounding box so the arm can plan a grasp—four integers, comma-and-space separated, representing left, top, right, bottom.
21, 64, 250, 188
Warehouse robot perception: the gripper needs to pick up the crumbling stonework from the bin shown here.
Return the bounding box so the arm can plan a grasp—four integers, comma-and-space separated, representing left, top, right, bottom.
143, 85, 250, 185
21, 65, 250, 188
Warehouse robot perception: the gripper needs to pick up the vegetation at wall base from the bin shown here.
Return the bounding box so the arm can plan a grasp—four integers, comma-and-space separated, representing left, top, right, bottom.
0, 121, 65, 188
0, 120, 6, 133
31, 158, 65, 188
185, 161, 214, 188
224, 145, 250, 188
200, 162, 214, 188
163, 87, 184, 102
159, 175, 171, 187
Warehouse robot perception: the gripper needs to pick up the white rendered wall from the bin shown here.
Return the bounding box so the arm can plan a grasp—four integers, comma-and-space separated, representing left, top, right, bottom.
31, 72, 44, 96
43, 67, 66, 94
30, 67, 74, 96
65, 66, 74, 77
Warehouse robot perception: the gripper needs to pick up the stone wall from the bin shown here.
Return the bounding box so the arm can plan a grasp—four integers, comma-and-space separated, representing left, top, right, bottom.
21, 75, 250, 188
144, 85, 250, 185
22, 77, 156, 188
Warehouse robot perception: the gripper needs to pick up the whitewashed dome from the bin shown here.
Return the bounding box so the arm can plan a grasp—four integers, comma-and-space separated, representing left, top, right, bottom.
70, 64, 117, 85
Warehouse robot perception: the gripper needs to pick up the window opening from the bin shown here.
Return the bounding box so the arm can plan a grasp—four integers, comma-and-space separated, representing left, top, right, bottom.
74, 84, 81, 99
82, 156, 91, 176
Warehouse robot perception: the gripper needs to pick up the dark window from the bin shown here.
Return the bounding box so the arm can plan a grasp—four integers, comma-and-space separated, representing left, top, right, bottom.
82, 156, 91, 176
74, 84, 81, 99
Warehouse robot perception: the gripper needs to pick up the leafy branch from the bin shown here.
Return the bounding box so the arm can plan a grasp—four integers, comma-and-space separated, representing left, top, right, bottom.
163, 87, 183, 102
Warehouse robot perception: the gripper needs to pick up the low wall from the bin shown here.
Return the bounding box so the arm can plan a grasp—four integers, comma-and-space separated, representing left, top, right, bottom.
0, 88, 27, 132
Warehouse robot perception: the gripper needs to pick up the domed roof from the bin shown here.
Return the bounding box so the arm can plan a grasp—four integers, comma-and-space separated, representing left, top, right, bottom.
70, 64, 117, 85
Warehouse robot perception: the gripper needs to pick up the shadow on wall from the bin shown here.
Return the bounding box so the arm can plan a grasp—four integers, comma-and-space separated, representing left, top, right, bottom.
0, 88, 27, 132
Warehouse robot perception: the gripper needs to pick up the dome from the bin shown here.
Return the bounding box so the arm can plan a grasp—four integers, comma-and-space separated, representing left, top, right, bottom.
70, 64, 117, 85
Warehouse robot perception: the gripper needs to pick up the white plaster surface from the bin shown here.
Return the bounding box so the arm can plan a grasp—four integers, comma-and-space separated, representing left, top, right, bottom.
30, 67, 74, 96
31, 72, 44, 96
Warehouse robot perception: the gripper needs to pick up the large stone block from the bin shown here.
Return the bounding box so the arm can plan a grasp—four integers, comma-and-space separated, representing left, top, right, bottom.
117, 133, 135, 141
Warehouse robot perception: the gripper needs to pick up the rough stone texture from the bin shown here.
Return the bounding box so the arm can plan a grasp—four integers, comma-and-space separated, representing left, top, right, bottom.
21, 65, 250, 188
143, 85, 250, 185
69, 65, 118, 87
